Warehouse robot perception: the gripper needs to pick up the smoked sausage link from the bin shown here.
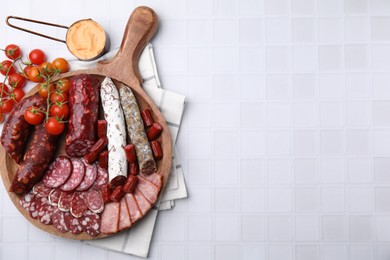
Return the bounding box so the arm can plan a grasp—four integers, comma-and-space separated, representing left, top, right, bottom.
66, 74, 100, 157
10, 123, 58, 194
1, 94, 46, 163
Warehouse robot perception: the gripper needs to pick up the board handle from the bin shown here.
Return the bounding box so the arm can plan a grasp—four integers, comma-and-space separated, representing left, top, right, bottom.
96, 6, 158, 88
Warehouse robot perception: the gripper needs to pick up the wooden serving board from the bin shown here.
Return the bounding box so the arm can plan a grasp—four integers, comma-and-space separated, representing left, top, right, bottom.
0, 6, 172, 240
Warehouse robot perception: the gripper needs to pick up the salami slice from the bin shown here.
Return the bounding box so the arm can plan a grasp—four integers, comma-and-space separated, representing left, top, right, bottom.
136, 175, 159, 204
133, 188, 151, 215
32, 182, 52, 198
43, 157, 72, 188
69, 215, 83, 234
90, 165, 108, 191
119, 197, 131, 231
70, 192, 88, 218
141, 173, 162, 189
80, 211, 101, 236
76, 160, 97, 191
60, 158, 85, 191
52, 208, 71, 233
37, 198, 54, 225
100, 202, 120, 234
84, 190, 104, 213
124, 193, 142, 223
20, 192, 34, 211
58, 191, 73, 212
28, 196, 39, 219
48, 189, 61, 206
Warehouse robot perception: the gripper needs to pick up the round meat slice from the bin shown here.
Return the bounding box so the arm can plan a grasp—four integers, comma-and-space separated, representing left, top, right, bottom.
48, 189, 61, 206
58, 191, 73, 212
37, 198, 54, 225
70, 192, 88, 218
76, 160, 97, 191
60, 159, 85, 191
90, 165, 108, 191
69, 215, 83, 234
20, 192, 34, 212
32, 182, 52, 198
28, 196, 39, 219
52, 208, 71, 233
84, 190, 104, 213
80, 210, 101, 236
43, 157, 72, 188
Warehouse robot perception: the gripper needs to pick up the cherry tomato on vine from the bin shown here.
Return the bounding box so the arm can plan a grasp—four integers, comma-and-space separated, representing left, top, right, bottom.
52, 58, 69, 73
54, 78, 71, 93
8, 73, 26, 89
24, 106, 44, 125
38, 83, 55, 99
0, 84, 9, 98
39, 62, 54, 76
45, 117, 65, 135
10, 88, 25, 102
29, 49, 46, 65
0, 60, 15, 76
27, 66, 44, 83
50, 103, 69, 119
50, 91, 68, 103
1, 99, 15, 114
4, 44, 22, 60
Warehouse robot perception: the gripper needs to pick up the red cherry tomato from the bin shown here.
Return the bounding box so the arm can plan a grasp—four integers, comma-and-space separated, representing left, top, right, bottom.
4, 44, 22, 60
50, 103, 69, 119
0, 112, 4, 123
54, 79, 71, 93
0, 60, 15, 76
0, 84, 9, 98
50, 91, 68, 103
8, 73, 26, 89
38, 83, 55, 99
52, 57, 69, 73
10, 88, 25, 102
29, 49, 46, 65
1, 99, 15, 114
24, 106, 44, 125
27, 66, 44, 83
45, 117, 65, 135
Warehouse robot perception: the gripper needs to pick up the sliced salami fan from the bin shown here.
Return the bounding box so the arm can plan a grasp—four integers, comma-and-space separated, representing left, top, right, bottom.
84, 190, 104, 213
100, 202, 120, 234
124, 193, 142, 223
58, 191, 73, 212
133, 188, 151, 215
141, 173, 162, 189
37, 198, 54, 225
60, 158, 85, 191
90, 165, 108, 191
28, 196, 39, 219
136, 176, 159, 204
48, 189, 61, 206
52, 208, 71, 233
119, 197, 131, 231
76, 160, 97, 191
80, 211, 101, 236
32, 182, 52, 198
43, 157, 72, 188
69, 215, 83, 234
70, 192, 88, 218
20, 192, 34, 212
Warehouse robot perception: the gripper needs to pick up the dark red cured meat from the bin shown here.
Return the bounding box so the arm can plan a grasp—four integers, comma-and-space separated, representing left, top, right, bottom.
1, 94, 46, 164
58, 191, 73, 212
32, 182, 52, 198
136, 175, 159, 204
141, 173, 162, 189
52, 208, 71, 233
20, 192, 34, 211
124, 193, 142, 223
76, 160, 97, 191
60, 158, 85, 191
70, 192, 88, 218
90, 165, 108, 191
28, 196, 40, 219
48, 189, 61, 206
43, 156, 72, 188
10, 123, 58, 194
80, 211, 101, 236
133, 188, 151, 215
69, 215, 83, 234
110, 175, 126, 189
37, 197, 54, 225
84, 190, 104, 213
66, 74, 100, 157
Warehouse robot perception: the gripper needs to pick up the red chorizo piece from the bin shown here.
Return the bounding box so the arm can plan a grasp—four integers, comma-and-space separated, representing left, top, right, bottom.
101, 184, 111, 203
128, 162, 139, 176
97, 120, 107, 139
83, 136, 108, 164
99, 151, 108, 169
123, 175, 138, 193
124, 144, 136, 163
1, 94, 46, 164
10, 123, 58, 194
110, 185, 125, 202
147, 122, 162, 141
141, 109, 154, 127
66, 74, 99, 157
150, 140, 163, 160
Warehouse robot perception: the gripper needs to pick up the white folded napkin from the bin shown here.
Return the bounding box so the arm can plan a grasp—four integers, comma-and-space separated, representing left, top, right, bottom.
70, 44, 187, 258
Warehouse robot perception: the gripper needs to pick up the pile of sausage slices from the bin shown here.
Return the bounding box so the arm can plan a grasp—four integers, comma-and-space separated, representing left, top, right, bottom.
1, 74, 164, 237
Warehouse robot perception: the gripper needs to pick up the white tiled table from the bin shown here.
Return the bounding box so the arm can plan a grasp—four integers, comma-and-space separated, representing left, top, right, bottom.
1, 0, 390, 259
